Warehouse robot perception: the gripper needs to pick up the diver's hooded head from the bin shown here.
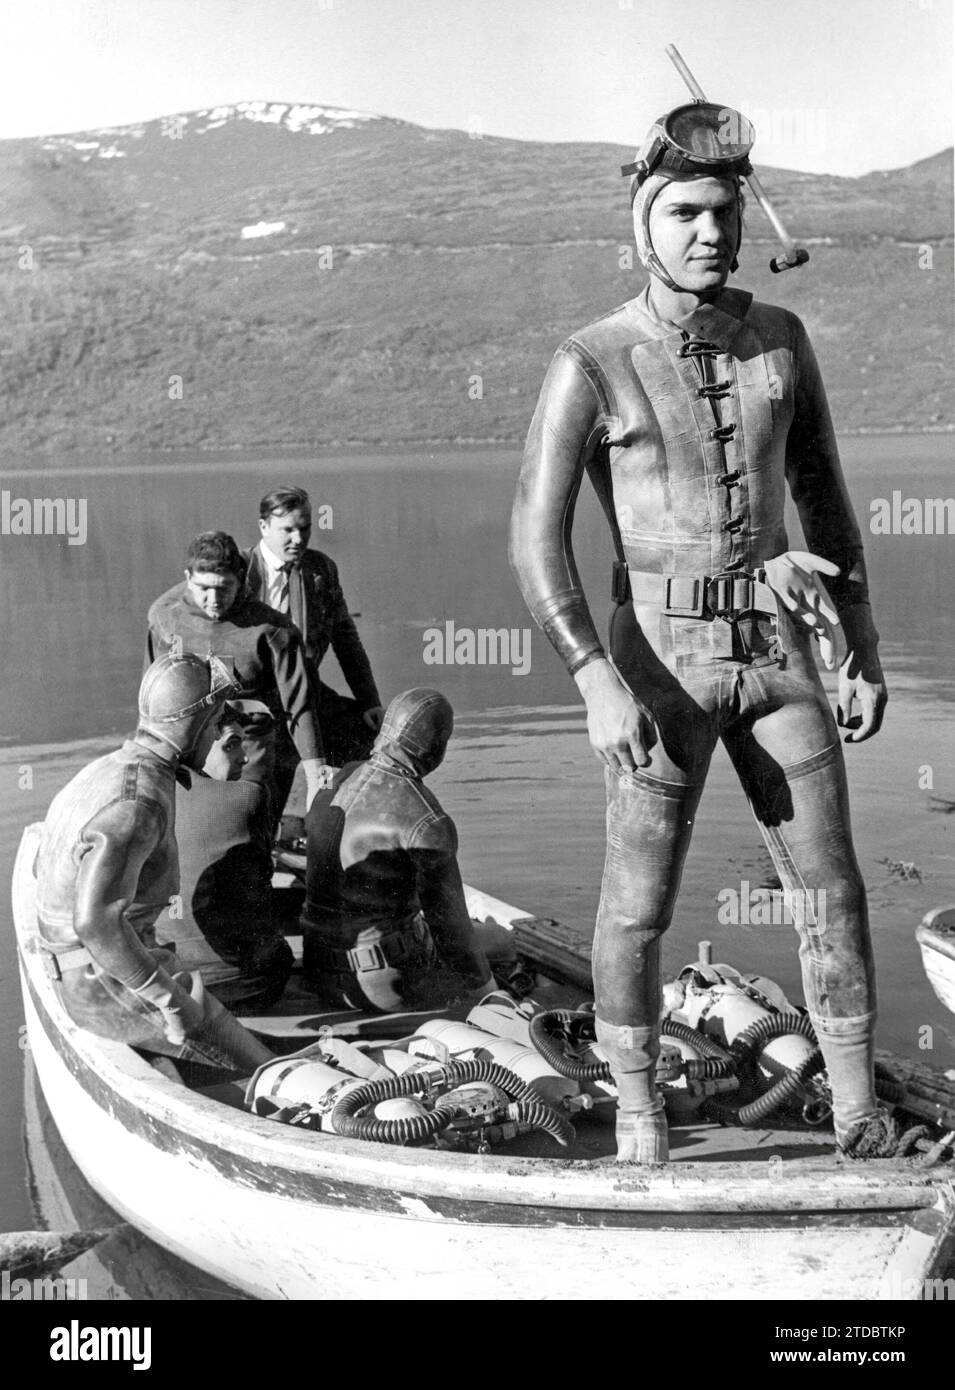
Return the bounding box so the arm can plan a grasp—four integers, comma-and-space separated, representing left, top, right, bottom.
624, 102, 751, 295
137, 653, 238, 764
371, 688, 454, 778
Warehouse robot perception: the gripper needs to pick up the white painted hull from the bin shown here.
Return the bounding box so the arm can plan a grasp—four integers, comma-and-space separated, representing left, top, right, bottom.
918, 908, 955, 1016
14, 825, 955, 1301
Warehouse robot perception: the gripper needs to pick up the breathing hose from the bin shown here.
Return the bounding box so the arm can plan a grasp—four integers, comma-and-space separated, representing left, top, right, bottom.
329, 1058, 576, 1147
662, 1020, 736, 1077
703, 1011, 824, 1125
728, 1011, 818, 1062
706, 1049, 827, 1126
527, 1010, 607, 1081
722, 1020, 917, 1125
528, 1009, 734, 1081
530, 1006, 913, 1130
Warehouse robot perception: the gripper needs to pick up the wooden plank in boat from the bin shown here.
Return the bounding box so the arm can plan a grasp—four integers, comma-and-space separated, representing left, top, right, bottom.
242, 1003, 454, 1041
509, 915, 594, 991
876, 1050, 955, 1130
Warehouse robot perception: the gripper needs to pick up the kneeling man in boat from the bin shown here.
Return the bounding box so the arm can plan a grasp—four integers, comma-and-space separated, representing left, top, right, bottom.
34, 654, 273, 1072
510, 100, 889, 1162
157, 700, 295, 1014
301, 688, 518, 1014
145, 531, 330, 826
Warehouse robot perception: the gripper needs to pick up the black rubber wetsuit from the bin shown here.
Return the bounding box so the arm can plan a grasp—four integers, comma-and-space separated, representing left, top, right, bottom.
510, 285, 876, 1066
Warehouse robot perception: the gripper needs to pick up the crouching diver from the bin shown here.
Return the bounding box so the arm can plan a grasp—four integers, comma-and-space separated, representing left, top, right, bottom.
159, 700, 295, 1014
302, 688, 514, 1014
510, 97, 889, 1162
35, 654, 273, 1072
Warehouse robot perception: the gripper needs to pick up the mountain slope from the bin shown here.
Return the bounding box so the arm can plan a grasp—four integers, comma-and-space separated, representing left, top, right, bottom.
0, 103, 950, 453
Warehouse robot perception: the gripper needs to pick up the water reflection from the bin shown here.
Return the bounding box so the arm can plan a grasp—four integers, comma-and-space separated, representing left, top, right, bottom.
1, 439, 952, 744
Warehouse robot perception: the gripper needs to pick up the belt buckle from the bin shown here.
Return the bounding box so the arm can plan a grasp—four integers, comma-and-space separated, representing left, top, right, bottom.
707, 572, 754, 622
662, 576, 706, 618
40, 950, 63, 982
349, 943, 386, 973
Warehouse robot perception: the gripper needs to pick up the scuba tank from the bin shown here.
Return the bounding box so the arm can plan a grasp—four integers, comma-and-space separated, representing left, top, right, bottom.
410, 1015, 581, 1105
246, 1038, 435, 1133
245, 1028, 578, 1149
522, 949, 824, 1125
246, 1054, 374, 1132
673, 959, 817, 1090
467, 992, 544, 1041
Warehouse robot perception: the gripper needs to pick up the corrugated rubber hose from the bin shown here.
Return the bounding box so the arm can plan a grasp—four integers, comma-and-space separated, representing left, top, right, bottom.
330, 1058, 575, 1147
528, 1009, 734, 1081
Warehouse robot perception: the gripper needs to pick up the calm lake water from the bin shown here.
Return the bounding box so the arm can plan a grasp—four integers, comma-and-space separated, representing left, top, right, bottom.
1, 438, 953, 1294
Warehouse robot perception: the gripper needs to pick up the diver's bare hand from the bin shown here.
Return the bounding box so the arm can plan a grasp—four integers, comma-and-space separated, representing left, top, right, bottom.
574, 658, 657, 773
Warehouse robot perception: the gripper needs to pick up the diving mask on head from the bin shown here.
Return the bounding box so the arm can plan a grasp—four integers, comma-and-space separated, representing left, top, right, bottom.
624, 44, 810, 278
622, 102, 751, 294
621, 102, 755, 195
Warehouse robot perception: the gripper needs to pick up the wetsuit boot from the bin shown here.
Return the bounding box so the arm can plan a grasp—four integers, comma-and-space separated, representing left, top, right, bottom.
594, 1018, 669, 1164
809, 1011, 904, 1157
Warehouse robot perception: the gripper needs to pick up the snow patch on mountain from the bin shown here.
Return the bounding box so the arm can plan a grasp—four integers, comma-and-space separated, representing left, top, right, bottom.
241, 220, 287, 239
36, 101, 386, 157
193, 101, 381, 135
41, 134, 133, 159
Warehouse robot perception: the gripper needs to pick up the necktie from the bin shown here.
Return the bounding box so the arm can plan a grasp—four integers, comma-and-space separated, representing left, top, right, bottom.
282, 562, 306, 641
277, 564, 291, 613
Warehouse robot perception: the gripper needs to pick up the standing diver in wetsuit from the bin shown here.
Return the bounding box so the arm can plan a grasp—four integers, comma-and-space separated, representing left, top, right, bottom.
510, 100, 890, 1163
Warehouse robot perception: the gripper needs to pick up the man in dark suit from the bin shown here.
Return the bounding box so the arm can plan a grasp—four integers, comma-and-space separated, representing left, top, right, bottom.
244, 486, 384, 818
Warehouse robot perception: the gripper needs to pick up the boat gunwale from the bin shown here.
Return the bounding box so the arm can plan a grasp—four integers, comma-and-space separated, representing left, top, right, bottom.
14, 823, 955, 1220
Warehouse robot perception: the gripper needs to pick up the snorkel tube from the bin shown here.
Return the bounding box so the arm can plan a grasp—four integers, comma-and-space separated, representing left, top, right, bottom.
664, 44, 810, 274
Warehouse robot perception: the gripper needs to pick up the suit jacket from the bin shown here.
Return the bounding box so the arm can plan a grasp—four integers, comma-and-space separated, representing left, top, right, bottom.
244, 545, 381, 711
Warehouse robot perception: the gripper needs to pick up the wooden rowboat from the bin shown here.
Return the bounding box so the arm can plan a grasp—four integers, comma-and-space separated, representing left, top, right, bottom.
917, 906, 955, 1017
13, 822, 955, 1301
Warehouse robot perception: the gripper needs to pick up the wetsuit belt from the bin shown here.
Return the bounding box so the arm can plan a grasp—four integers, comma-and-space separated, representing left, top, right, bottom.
303, 917, 431, 974
625, 567, 777, 620
38, 940, 95, 980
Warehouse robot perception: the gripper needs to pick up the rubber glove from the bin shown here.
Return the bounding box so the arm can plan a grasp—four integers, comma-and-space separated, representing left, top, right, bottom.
763, 550, 846, 670
130, 967, 205, 1046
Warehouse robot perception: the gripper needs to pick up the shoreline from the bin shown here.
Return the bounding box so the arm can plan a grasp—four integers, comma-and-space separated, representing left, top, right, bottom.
0, 424, 952, 474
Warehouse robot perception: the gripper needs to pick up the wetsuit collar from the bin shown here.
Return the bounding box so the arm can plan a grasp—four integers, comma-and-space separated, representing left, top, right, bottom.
633, 284, 753, 353
368, 746, 419, 780
124, 735, 190, 785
